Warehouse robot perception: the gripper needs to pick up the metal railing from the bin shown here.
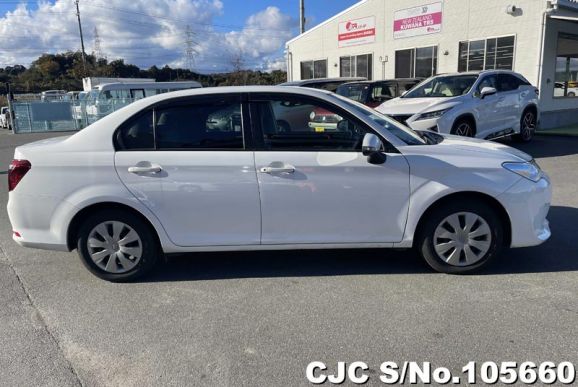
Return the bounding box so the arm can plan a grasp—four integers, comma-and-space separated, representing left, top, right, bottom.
11, 98, 137, 134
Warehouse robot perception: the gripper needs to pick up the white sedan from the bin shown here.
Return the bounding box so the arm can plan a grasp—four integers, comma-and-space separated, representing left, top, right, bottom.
7, 86, 551, 281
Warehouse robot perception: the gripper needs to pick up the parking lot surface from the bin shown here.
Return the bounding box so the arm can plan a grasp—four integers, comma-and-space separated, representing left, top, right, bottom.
1, 130, 577, 386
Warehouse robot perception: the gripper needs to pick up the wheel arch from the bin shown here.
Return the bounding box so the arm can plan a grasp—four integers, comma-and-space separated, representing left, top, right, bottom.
66, 202, 162, 251
523, 103, 538, 117
413, 191, 512, 248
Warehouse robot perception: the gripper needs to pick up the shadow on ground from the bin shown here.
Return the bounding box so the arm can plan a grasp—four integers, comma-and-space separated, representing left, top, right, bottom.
507, 135, 578, 158
142, 206, 578, 282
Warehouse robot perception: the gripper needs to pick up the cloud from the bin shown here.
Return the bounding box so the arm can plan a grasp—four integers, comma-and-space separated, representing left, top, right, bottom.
0, 1, 296, 73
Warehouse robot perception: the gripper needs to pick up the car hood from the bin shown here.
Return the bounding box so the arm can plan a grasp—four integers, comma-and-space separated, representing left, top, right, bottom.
377, 97, 460, 115
430, 134, 533, 162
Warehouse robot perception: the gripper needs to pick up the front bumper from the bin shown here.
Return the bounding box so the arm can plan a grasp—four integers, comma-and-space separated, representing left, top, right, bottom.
498, 175, 552, 248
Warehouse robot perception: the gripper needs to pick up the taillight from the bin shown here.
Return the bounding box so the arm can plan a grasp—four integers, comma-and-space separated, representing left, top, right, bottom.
8, 159, 31, 192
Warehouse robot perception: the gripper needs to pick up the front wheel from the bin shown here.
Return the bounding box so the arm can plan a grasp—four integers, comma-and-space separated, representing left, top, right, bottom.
77, 209, 161, 282
416, 202, 503, 274
451, 118, 476, 137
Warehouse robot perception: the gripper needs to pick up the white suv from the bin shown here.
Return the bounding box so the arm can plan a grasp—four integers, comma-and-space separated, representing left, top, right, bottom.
377, 71, 539, 142
7, 86, 551, 281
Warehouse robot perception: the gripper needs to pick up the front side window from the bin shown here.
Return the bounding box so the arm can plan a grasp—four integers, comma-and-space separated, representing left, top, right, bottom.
255, 97, 371, 151
155, 101, 243, 149
403, 75, 478, 98
554, 33, 578, 98
458, 36, 515, 72
300, 60, 327, 79
475, 75, 498, 97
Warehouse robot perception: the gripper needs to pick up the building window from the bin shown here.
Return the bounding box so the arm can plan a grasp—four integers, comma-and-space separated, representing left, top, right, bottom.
340, 54, 373, 80
458, 36, 515, 72
301, 59, 327, 79
395, 46, 437, 78
554, 33, 578, 98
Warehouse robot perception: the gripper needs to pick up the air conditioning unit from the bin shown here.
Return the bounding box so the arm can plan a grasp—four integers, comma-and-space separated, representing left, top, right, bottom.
506, 5, 517, 15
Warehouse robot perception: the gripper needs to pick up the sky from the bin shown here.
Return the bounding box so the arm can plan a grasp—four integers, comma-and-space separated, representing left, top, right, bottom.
0, 0, 359, 73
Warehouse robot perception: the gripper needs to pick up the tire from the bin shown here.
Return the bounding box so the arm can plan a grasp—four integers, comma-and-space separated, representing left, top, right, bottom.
77, 209, 161, 282
416, 201, 503, 274
568, 92, 575, 97
513, 109, 536, 143
451, 117, 476, 137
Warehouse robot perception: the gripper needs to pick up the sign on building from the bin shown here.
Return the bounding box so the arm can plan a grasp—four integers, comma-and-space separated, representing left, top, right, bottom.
338, 16, 376, 48
393, 2, 442, 39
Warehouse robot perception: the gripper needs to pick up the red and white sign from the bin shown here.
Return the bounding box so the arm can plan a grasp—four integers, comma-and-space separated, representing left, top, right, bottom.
393, 2, 442, 39
338, 16, 376, 48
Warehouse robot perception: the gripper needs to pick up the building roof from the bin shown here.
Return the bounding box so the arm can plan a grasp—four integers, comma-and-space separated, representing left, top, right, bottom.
286, 0, 369, 46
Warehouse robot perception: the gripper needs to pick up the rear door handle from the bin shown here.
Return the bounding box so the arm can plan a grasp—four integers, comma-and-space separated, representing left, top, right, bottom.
260, 164, 295, 174
128, 164, 162, 174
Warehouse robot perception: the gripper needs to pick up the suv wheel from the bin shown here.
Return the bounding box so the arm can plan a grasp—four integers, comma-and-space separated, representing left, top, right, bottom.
451, 118, 476, 137
77, 209, 160, 282
416, 202, 503, 274
514, 109, 536, 142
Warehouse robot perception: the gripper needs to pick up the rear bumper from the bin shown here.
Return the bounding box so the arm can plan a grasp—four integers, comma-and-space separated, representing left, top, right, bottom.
498, 175, 552, 248
7, 193, 73, 252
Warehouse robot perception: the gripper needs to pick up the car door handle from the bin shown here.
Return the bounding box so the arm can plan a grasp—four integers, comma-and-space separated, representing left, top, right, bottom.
260, 164, 295, 174
128, 164, 162, 174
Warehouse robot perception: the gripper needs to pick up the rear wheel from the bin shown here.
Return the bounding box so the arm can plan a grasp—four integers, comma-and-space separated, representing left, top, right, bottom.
451, 118, 476, 137
77, 209, 160, 282
514, 109, 536, 142
416, 202, 503, 274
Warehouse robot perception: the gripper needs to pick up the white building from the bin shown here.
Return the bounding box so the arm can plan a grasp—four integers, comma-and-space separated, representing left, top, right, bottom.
285, 0, 578, 129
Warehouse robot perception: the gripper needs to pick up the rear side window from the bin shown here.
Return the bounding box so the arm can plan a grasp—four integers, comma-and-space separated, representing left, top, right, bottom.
497, 74, 523, 92
155, 101, 243, 150
116, 111, 154, 150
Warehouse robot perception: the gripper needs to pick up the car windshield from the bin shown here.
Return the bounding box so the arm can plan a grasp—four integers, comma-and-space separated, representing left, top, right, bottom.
331, 94, 426, 145
336, 84, 369, 102
403, 75, 479, 98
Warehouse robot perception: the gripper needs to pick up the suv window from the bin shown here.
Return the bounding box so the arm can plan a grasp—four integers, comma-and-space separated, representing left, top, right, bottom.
497, 74, 522, 92
256, 97, 371, 151
116, 110, 154, 150
155, 101, 243, 149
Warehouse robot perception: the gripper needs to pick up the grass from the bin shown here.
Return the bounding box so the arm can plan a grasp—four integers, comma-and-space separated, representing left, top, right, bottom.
537, 124, 578, 137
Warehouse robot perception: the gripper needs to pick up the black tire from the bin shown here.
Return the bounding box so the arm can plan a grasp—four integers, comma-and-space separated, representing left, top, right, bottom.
77, 209, 161, 282
568, 92, 575, 97
451, 117, 476, 137
513, 109, 536, 143
416, 201, 503, 274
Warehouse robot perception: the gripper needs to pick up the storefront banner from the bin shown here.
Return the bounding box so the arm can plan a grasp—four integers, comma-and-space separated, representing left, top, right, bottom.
338, 16, 376, 48
393, 2, 442, 39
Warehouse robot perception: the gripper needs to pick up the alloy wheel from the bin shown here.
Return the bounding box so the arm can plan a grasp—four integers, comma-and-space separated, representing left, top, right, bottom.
521, 112, 536, 141
87, 221, 143, 273
455, 122, 474, 137
433, 212, 492, 267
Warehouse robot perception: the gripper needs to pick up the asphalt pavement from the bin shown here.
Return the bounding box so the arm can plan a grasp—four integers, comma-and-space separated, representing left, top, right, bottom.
0, 130, 577, 386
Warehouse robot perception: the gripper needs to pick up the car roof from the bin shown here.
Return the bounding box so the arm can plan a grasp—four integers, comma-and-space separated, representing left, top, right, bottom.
338, 78, 424, 86
279, 77, 366, 86
432, 70, 521, 77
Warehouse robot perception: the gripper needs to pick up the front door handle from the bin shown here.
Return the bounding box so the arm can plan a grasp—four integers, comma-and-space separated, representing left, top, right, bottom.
128, 164, 162, 174
260, 163, 295, 174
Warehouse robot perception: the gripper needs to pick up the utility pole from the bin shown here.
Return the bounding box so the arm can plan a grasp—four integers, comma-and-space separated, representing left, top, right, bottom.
299, 0, 305, 33
75, 0, 87, 74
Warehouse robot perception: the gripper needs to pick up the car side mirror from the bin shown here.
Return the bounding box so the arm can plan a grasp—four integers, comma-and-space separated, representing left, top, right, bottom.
480, 86, 497, 99
362, 133, 386, 164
